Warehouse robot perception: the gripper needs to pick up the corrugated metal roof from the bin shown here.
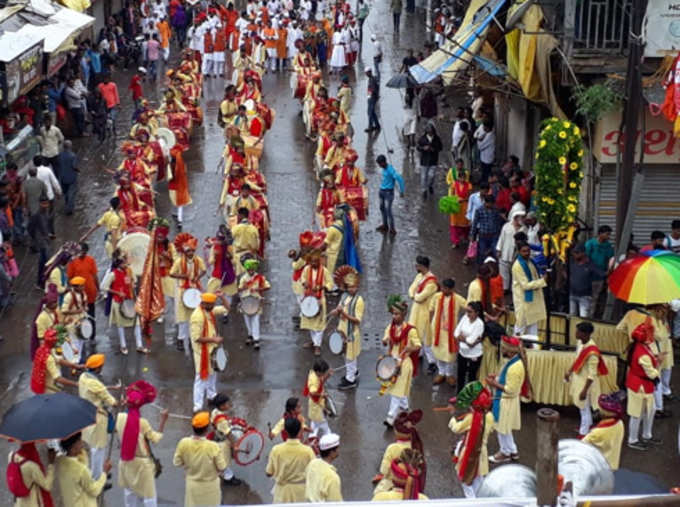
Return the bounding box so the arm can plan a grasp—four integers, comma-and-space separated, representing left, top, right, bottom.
0, 29, 43, 62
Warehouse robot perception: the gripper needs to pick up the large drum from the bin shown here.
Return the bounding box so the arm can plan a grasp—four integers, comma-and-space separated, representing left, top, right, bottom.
230, 417, 265, 466
300, 296, 320, 318
118, 231, 151, 277
376, 356, 399, 382
182, 288, 201, 309
243, 134, 264, 160
341, 185, 368, 221
167, 112, 192, 131
211, 347, 228, 371
156, 127, 176, 151
240, 296, 261, 316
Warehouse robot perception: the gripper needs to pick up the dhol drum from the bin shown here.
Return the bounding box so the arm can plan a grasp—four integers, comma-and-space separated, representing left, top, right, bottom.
78, 318, 94, 340
233, 428, 265, 466
300, 296, 320, 318
328, 330, 346, 355
240, 296, 261, 316
121, 299, 137, 319
376, 356, 400, 382
117, 231, 151, 277
211, 347, 229, 372
324, 394, 338, 418
182, 288, 201, 309
156, 127, 177, 150
342, 185, 369, 221
59, 339, 78, 363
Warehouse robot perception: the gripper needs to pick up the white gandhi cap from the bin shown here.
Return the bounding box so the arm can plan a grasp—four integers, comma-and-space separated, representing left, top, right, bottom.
319, 433, 340, 451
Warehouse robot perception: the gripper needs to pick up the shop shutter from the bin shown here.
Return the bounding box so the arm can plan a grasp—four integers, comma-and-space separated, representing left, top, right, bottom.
597, 165, 680, 245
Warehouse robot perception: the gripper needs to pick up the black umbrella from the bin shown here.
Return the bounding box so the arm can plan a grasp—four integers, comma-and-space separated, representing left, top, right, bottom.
0, 393, 96, 443
386, 72, 417, 89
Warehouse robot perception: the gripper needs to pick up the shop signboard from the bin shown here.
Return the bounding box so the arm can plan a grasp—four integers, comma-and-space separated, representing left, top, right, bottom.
644, 1, 680, 57
46, 51, 68, 77
2, 42, 43, 104
593, 110, 680, 164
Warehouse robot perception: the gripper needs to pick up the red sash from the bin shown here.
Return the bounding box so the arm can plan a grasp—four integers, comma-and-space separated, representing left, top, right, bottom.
180, 256, 200, 290
302, 373, 325, 403
245, 273, 264, 289
111, 268, 132, 303
390, 323, 419, 376
199, 307, 216, 380
305, 266, 325, 298
433, 294, 457, 353
416, 274, 438, 294
571, 345, 608, 376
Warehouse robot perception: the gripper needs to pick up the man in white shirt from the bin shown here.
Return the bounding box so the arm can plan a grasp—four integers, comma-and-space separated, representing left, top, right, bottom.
451, 107, 470, 159
38, 116, 64, 170
475, 121, 495, 181
34, 155, 62, 238
371, 34, 383, 80
496, 210, 526, 291
663, 220, 680, 254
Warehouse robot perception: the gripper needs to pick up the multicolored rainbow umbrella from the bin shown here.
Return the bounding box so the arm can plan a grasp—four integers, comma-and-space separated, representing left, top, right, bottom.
608, 250, 680, 305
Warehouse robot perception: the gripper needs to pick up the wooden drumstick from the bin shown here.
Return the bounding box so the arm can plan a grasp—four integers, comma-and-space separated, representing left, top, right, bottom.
432, 406, 454, 412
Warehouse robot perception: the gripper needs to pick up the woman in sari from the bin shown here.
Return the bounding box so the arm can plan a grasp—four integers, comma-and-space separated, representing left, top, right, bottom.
446, 160, 472, 248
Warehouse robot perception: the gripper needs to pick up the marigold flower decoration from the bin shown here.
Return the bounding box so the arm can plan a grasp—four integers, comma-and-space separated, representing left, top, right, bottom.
534, 117, 584, 232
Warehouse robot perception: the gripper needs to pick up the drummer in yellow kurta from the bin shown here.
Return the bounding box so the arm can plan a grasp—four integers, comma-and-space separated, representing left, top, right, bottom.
169, 234, 206, 354
209, 392, 243, 486
382, 295, 422, 427
331, 266, 364, 390
305, 433, 343, 502
324, 210, 345, 274
86, 197, 125, 257
407, 256, 439, 370
35, 286, 62, 342
582, 394, 625, 469
304, 359, 333, 437
231, 207, 261, 276
173, 412, 226, 507
266, 417, 316, 503
116, 380, 168, 506
511, 242, 547, 335
485, 336, 527, 464
371, 449, 429, 501
78, 354, 118, 479
300, 251, 334, 356
206, 225, 238, 302
448, 381, 495, 498
429, 278, 466, 387
189, 292, 229, 412
56, 432, 109, 507
564, 322, 606, 436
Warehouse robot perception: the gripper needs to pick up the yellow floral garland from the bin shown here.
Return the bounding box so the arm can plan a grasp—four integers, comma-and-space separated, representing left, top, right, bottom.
534, 117, 584, 261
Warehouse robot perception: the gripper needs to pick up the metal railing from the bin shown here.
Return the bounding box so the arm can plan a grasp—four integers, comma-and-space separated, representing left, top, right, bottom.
570, 0, 633, 55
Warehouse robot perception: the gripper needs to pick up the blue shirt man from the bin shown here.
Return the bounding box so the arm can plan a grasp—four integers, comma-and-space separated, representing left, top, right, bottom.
376, 155, 404, 235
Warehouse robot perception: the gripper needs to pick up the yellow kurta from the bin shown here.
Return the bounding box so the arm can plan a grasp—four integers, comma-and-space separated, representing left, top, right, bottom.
511, 259, 547, 328
35, 309, 61, 341
305, 458, 343, 502
383, 324, 422, 398
653, 317, 674, 370
115, 413, 163, 499
373, 440, 411, 494
238, 272, 270, 315
337, 86, 352, 114
466, 279, 483, 304
568, 339, 602, 410
495, 358, 525, 434
55, 455, 107, 507
291, 258, 306, 296
407, 272, 438, 347
160, 243, 177, 297
206, 244, 237, 296
170, 255, 206, 323
97, 209, 125, 257
173, 437, 226, 507
429, 292, 466, 363
615, 308, 648, 341
45, 266, 67, 297
300, 265, 333, 332
449, 411, 495, 479
78, 373, 116, 449
306, 370, 326, 422
231, 221, 260, 275
189, 305, 228, 377
61, 290, 87, 328
582, 419, 624, 470
44, 354, 61, 394
627, 353, 659, 418
337, 293, 364, 361
324, 220, 344, 272
9, 452, 54, 507
265, 439, 316, 503
372, 491, 429, 501
210, 409, 233, 468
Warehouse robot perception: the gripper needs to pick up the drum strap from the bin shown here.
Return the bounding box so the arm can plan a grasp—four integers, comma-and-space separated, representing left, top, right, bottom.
433, 294, 457, 353
341, 293, 358, 341
181, 256, 200, 290
245, 273, 264, 289
306, 265, 325, 298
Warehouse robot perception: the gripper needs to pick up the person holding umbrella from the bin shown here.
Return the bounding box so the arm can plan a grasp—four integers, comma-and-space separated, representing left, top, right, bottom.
56, 432, 111, 506
116, 380, 168, 506
78, 354, 119, 479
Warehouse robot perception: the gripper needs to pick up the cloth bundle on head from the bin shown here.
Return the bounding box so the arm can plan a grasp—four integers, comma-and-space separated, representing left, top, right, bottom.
299, 230, 314, 249
632, 319, 654, 344
244, 258, 260, 271
310, 232, 326, 250
597, 393, 624, 420
174, 232, 199, 252
454, 381, 492, 412
387, 294, 408, 313
393, 410, 424, 455
333, 265, 359, 289
121, 380, 157, 461
389, 448, 425, 500
501, 335, 521, 353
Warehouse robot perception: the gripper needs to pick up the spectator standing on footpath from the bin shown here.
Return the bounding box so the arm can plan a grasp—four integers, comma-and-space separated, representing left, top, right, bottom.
56, 140, 79, 216
34, 156, 61, 239
496, 210, 526, 292
5, 164, 26, 243
97, 74, 120, 136
64, 78, 87, 137
357, 0, 369, 45
475, 121, 495, 182
37, 116, 64, 171
376, 155, 405, 236
416, 123, 443, 200
585, 225, 614, 318
471, 195, 503, 265
128, 67, 146, 113
663, 220, 680, 253
640, 231, 666, 252
146, 34, 162, 81
370, 35, 382, 81
569, 244, 604, 318
23, 168, 49, 284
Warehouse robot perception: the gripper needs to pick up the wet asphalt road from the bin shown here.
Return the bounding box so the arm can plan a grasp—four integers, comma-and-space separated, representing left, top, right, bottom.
1, 4, 679, 505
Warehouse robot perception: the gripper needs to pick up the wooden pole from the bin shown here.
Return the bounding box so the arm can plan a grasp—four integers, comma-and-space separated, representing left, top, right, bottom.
536, 407, 560, 506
